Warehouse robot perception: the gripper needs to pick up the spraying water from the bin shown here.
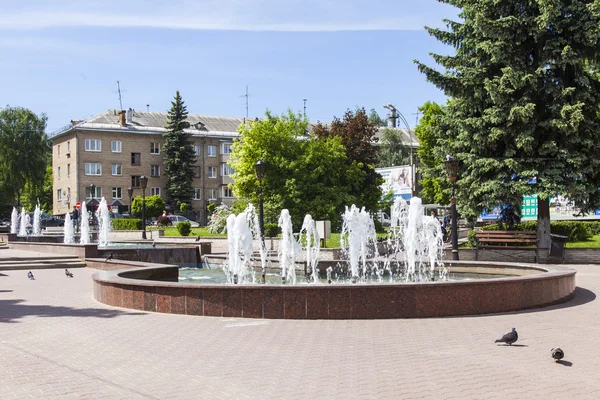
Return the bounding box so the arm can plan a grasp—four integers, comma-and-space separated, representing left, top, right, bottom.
18, 208, 28, 236
244, 204, 267, 283
32, 204, 42, 236
341, 205, 379, 281
98, 197, 111, 247
278, 209, 300, 284
10, 207, 18, 234
223, 210, 255, 284
300, 214, 320, 283
63, 213, 75, 244
80, 204, 90, 244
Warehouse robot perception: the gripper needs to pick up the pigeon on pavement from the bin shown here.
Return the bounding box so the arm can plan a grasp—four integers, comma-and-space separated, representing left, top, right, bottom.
495, 328, 518, 345
65, 268, 74, 278
27, 271, 35, 280
152, 241, 156, 248
551, 347, 564, 362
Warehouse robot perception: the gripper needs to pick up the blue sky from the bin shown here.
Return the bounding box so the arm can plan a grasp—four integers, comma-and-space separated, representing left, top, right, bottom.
0, 0, 458, 133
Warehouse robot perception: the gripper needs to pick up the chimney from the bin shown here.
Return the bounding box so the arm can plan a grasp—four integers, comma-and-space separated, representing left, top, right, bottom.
118, 110, 126, 126
126, 108, 133, 124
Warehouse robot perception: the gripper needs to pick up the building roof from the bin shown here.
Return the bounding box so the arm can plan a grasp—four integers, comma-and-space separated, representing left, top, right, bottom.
50, 109, 250, 139
374, 127, 419, 148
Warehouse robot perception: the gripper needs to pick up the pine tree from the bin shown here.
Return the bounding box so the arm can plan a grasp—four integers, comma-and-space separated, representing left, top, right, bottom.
415, 0, 600, 246
163, 91, 195, 208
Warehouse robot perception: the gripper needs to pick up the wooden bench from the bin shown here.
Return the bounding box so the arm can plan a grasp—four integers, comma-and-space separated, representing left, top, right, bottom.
475, 230, 539, 262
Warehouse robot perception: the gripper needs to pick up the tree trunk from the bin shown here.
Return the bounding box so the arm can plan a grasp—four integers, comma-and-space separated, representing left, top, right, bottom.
537, 196, 551, 249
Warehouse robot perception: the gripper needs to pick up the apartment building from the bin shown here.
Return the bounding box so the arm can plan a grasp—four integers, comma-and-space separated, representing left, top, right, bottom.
51, 109, 244, 224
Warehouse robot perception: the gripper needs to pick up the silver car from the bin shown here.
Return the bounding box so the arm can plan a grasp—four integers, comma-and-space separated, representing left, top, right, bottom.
168, 215, 200, 228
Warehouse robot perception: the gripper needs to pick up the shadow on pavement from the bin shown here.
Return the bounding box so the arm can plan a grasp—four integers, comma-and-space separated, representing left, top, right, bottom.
557, 360, 573, 367
0, 299, 146, 323
0, 290, 13, 293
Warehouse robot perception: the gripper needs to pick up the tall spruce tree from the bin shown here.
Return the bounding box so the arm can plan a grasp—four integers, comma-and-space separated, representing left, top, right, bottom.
163, 91, 196, 208
415, 0, 600, 247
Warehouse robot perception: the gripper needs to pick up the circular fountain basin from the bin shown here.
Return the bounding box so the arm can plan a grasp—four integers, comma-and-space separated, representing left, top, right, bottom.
92, 260, 576, 319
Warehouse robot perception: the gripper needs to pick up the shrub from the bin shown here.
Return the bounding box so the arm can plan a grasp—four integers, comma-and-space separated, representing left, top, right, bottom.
264, 223, 280, 237
177, 221, 192, 236
179, 202, 190, 213
207, 204, 231, 234
111, 218, 142, 230
131, 195, 165, 219
156, 215, 172, 228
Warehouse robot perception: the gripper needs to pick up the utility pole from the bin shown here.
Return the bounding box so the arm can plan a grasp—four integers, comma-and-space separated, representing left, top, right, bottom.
241, 85, 249, 119
303, 99, 307, 119
117, 81, 123, 110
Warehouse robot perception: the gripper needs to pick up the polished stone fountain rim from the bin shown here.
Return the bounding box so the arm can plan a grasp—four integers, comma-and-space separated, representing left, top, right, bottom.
92, 260, 576, 319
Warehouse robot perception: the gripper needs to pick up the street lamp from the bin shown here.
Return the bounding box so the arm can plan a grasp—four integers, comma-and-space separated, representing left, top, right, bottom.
140, 175, 148, 240
127, 187, 134, 214
254, 160, 266, 282
444, 155, 460, 260
89, 183, 96, 226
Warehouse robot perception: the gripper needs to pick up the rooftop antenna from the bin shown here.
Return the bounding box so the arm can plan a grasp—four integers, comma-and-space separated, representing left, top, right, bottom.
303, 99, 307, 119
117, 80, 123, 110
240, 85, 249, 119
146, 104, 150, 112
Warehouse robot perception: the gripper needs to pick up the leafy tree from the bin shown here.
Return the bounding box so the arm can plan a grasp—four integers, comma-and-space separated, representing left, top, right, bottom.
377, 127, 413, 168
368, 108, 387, 127
413, 101, 449, 205
20, 165, 53, 212
312, 108, 383, 213
0, 106, 48, 208
230, 110, 364, 228
162, 91, 196, 207
415, 0, 600, 247
131, 194, 165, 219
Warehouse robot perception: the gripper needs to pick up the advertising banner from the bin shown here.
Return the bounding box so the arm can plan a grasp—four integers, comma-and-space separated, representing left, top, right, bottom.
376, 165, 413, 200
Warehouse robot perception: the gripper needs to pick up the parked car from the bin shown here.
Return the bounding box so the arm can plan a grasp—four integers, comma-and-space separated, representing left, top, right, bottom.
168, 214, 200, 228
26, 212, 65, 228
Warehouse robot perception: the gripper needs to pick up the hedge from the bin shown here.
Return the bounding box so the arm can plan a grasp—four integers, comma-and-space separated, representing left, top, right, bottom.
111, 218, 142, 230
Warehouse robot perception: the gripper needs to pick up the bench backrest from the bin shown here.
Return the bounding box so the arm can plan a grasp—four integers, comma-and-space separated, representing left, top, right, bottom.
475, 230, 537, 243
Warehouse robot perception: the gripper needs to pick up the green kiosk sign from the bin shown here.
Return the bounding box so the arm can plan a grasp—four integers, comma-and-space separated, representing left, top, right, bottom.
521, 195, 538, 219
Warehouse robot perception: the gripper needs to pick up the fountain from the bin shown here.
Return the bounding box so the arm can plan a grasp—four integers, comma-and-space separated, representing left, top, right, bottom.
97, 197, 111, 247
10, 207, 18, 234
18, 208, 28, 236
278, 209, 300, 284
224, 210, 255, 284
340, 204, 379, 282
80, 203, 90, 244
300, 214, 320, 283
32, 204, 42, 236
63, 213, 75, 244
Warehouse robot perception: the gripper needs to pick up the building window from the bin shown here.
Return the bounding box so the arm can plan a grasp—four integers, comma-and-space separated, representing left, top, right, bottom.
221, 163, 234, 176
112, 163, 122, 176
131, 152, 141, 165
67, 141, 70, 153
57, 189, 62, 201
57, 167, 61, 179
85, 163, 102, 176
208, 188, 216, 200
150, 143, 160, 155
208, 166, 217, 178
222, 186, 234, 198
151, 187, 161, 196
57, 144, 61, 156
150, 165, 160, 177
221, 142, 232, 155
194, 145, 201, 156
85, 186, 102, 199
131, 175, 141, 188
67, 164, 70, 178
193, 166, 200, 178
208, 145, 217, 157
193, 188, 201, 200
112, 187, 122, 199
111, 140, 122, 153
84, 139, 101, 152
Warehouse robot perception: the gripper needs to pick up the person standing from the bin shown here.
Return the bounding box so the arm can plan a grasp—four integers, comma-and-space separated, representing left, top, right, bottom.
71, 207, 79, 232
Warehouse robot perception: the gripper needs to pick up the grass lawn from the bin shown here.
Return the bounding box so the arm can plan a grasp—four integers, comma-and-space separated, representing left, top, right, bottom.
565, 234, 600, 248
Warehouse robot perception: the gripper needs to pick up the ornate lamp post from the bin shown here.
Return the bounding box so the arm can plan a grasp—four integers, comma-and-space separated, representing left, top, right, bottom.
140, 175, 148, 239
444, 155, 460, 260
254, 160, 266, 281
127, 187, 134, 214
89, 183, 96, 226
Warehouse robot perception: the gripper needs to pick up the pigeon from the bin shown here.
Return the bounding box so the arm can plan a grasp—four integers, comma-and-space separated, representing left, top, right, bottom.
27, 271, 35, 280
65, 268, 73, 278
151, 241, 157, 248
105, 252, 113, 262
551, 347, 564, 362
495, 328, 518, 345
195, 235, 201, 242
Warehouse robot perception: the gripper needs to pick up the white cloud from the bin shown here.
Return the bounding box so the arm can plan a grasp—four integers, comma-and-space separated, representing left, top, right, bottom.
0, 0, 454, 32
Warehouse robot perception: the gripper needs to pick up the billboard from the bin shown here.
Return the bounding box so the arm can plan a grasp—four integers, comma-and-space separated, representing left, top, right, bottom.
377, 165, 413, 200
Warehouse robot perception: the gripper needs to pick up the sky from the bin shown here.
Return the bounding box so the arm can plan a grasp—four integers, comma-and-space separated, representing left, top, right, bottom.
0, 0, 458, 134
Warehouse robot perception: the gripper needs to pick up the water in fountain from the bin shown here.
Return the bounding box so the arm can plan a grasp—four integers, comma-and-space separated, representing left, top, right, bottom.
224, 209, 255, 284
63, 213, 75, 244
18, 208, 28, 236
278, 209, 300, 284
245, 204, 267, 282
341, 205, 379, 281
299, 214, 320, 283
98, 197, 111, 247
80, 204, 90, 244
32, 204, 42, 236
10, 207, 18, 234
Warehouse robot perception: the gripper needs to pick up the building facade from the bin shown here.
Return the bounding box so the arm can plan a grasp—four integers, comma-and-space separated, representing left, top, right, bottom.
51, 109, 244, 224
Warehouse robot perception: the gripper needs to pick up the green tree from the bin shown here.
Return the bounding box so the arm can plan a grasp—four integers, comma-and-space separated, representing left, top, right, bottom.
131, 195, 165, 219
413, 101, 449, 205
0, 106, 49, 208
377, 127, 412, 168
368, 108, 387, 127
415, 0, 600, 246
162, 91, 195, 207
230, 110, 363, 228
312, 108, 383, 213
20, 165, 53, 212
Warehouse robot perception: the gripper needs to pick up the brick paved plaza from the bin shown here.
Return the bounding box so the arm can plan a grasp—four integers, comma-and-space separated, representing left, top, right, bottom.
2, 256, 600, 399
